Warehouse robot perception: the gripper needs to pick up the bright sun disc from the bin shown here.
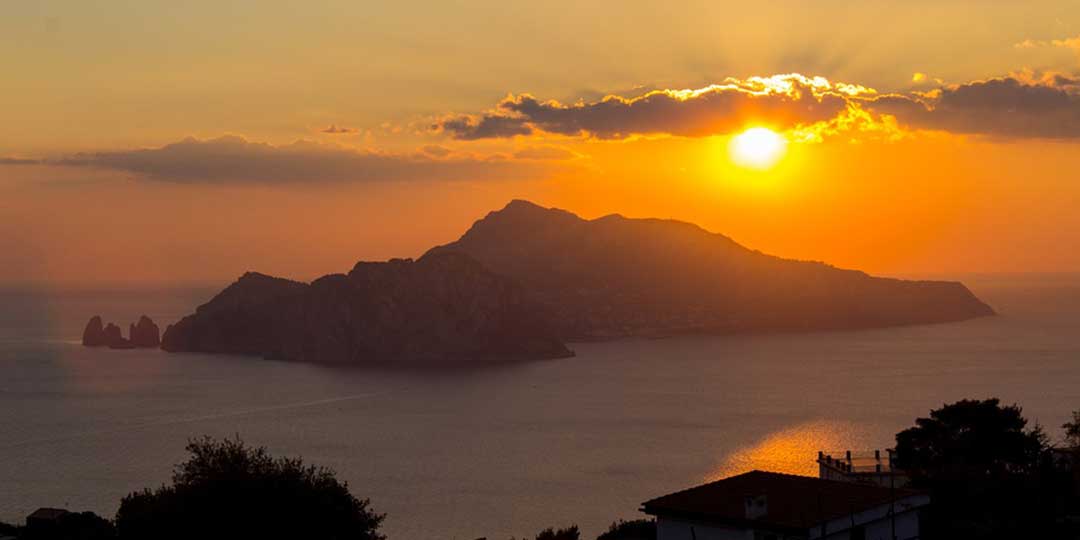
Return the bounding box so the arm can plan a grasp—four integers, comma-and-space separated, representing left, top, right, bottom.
730, 127, 787, 169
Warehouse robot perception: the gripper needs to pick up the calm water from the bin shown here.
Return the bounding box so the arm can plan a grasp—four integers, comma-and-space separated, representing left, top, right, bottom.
2, 276, 1079, 539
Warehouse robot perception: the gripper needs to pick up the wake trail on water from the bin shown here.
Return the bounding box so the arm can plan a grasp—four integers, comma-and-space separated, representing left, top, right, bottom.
1, 392, 390, 450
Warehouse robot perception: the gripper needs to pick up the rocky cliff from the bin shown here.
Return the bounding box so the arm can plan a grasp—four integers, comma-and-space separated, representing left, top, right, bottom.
426, 200, 995, 339
160, 252, 573, 365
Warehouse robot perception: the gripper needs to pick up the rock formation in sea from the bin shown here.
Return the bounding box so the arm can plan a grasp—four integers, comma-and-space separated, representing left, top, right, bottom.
82, 315, 161, 349
102, 323, 134, 349
129, 315, 161, 348
161, 252, 573, 366
82, 316, 106, 346
425, 199, 996, 340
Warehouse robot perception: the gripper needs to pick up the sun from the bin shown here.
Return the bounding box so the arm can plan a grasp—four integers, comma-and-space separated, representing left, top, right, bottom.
729, 127, 788, 170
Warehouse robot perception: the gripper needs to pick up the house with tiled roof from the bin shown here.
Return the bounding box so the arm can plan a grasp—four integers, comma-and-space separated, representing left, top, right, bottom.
641, 470, 929, 540
25, 508, 70, 537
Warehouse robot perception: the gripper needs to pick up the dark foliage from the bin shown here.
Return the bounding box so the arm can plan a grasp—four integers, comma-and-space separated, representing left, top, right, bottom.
1064, 409, 1080, 448
533, 525, 580, 540
596, 519, 655, 540
895, 398, 1047, 483
894, 399, 1074, 539
115, 436, 384, 540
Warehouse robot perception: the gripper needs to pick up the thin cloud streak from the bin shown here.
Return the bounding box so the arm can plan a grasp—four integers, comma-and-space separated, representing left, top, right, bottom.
321, 125, 359, 134
0, 157, 43, 165
1015, 35, 1080, 53
32, 136, 555, 184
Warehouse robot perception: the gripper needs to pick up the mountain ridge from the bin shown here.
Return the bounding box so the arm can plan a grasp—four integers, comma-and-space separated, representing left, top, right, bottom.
426, 199, 994, 340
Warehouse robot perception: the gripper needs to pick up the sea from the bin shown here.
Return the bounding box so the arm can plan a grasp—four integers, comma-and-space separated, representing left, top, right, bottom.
2, 274, 1079, 539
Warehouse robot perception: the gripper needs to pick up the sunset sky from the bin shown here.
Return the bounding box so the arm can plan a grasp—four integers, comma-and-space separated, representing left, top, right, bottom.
3, 1, 1080, 285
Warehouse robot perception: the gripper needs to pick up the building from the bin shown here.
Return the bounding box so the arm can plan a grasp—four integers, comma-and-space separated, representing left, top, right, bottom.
641, 470, 929, 540
25, 508, 70, 536
817, 450, 910, 489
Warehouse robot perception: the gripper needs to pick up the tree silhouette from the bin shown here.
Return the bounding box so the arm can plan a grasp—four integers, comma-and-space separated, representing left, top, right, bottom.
116, 436, 383, 540
894, 398, 1046, 484
893, 398, 1066, 539
596, 519, 655, 540
1063, 409, 1080, 448
533, 525, 580, 540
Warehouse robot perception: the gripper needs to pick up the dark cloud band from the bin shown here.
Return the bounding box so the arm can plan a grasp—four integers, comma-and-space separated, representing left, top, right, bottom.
868, 75, 1080, 139
437, 75, 859, 140
436, 73, 1080, 141
39, 136, 550, 184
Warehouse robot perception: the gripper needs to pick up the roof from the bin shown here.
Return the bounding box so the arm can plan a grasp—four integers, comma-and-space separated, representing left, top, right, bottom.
27, 508, 69, 521
641, 470, 922, 533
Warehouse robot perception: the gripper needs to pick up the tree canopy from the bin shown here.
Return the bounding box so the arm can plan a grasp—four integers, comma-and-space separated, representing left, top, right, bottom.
1064, 408, 1080, 448
892, 398, 1074, 539
533, 525, 580, 540
116, 436, 383, 540
596, 519, 655, 540
894, 398, 1047, 484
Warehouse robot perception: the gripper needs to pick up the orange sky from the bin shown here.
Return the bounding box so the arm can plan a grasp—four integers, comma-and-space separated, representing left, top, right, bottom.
3, 2, 1080, 286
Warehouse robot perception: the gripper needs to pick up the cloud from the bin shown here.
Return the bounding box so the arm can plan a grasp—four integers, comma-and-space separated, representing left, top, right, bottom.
910, 72, 944, 88
1015, 35, 1080, 53
436, 74, 870, 140
421, 144, 452, 157
868, 74, 1080, 139
39, 136, 553, 184
511, 145, 579, 160
0, 157, 42, 165
437, 114, 533, 140
321, 125, 358, 134
433, 71, 1080, 142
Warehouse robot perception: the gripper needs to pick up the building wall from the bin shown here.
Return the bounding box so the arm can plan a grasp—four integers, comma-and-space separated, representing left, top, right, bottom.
810, 495, 930, 540
656, 518, 804, 540
863, 511, 921, 540
818, 462, 909, 488
815, 511, 920, 540
656, 494, 929, 540
656, 518, 755, 540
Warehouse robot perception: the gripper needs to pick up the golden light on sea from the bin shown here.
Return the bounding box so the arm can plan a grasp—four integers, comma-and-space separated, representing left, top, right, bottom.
707, 420, 874, 481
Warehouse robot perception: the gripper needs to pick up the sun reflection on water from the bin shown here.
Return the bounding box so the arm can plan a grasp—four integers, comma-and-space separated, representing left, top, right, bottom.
707, 420, 874, 481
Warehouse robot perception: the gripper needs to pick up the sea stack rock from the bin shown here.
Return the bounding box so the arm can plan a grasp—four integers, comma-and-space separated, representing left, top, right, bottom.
82, 316, 106, 346
102, 323, 134, 349
129, 315, 161, 348
82, 315, 158, 349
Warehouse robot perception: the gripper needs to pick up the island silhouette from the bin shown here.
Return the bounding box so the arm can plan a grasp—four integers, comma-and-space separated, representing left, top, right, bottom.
88, 200, 993, 366
428, 200, 995, 340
